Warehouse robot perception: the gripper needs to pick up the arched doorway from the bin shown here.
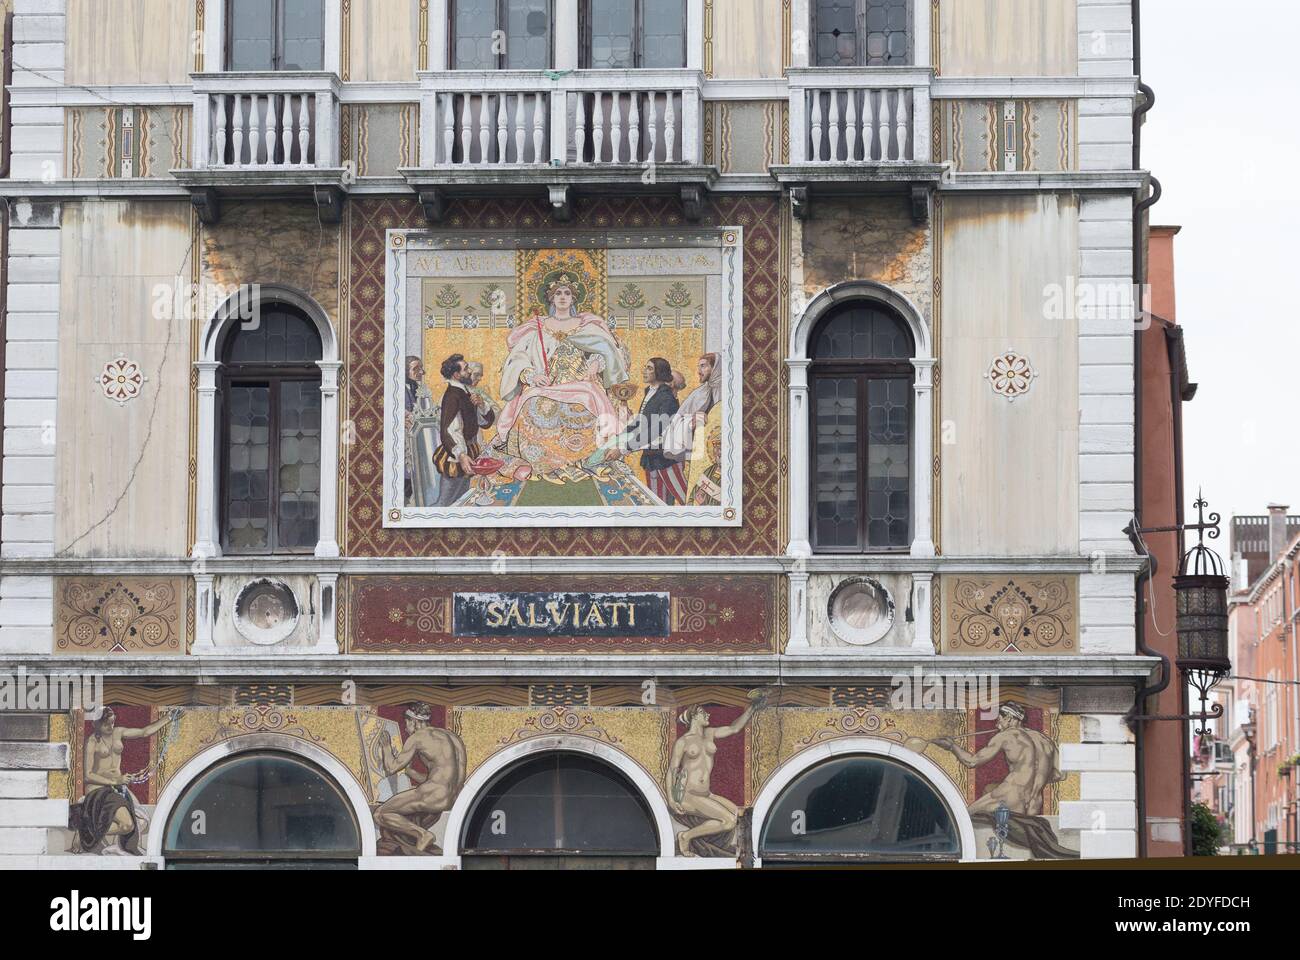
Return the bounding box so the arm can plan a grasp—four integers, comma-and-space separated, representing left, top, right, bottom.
756, 754, 964, 866
161, 752, 362, 869
459, 752, 661, 870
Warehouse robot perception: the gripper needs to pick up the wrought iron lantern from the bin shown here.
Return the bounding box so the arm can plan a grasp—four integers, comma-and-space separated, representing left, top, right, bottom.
1125, 493, 1231, 736
1172, 496, 1230, 734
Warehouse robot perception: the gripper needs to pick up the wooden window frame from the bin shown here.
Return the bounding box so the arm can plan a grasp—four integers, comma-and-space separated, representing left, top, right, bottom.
580, 0, 687, 69
225, 0, 326, 72
809, 361, 913, 554
219, 363, 322, 557
449, 0, 556, 70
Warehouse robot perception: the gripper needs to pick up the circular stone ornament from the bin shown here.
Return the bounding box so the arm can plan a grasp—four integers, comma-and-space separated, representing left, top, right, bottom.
984, 350, 1037, 401
233, 579, 300, 646
828, 577, 896, 647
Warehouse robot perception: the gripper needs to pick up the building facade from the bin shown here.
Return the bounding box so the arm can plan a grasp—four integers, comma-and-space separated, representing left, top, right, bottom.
1214, 506, 1300, 854
0, 0, 1162, 868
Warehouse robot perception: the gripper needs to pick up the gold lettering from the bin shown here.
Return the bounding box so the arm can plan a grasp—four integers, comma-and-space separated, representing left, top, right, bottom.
584, 605, 606, 628
485, 601, 505, 627
505, 601, 526, 627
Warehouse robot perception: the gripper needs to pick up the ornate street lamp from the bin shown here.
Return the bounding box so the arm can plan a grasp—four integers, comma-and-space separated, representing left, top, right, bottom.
1125, 493, 1231, 734
1172, 496, 1231, 736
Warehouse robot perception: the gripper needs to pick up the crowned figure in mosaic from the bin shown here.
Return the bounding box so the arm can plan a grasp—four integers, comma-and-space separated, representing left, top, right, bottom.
488, 270, 631, 483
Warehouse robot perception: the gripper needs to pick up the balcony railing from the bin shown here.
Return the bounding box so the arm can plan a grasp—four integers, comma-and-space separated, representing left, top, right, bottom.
786, 67, 931, 165
416, 69, 704, 170
190, 72, 341, 171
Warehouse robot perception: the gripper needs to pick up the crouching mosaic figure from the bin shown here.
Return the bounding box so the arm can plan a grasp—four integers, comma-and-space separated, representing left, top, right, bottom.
668, 690, 766, 857
70, 708, 179, 855
373, 703, 466, 855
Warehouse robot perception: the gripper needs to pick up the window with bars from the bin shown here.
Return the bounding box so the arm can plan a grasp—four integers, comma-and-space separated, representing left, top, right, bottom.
226, 0, 325, 71
452, 0, 554, 69
582, 0, 686, 69
812, 0, 911, 67
221, 306, 323, 555
810, 301, 914, 552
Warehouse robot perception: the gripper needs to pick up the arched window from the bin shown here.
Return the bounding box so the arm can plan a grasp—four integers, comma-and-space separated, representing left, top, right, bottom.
163, 753, 361, 869
810, 300, 914, 552
759, 755, 960, 863
462, 753, 659, 860
220, 304, 323, 555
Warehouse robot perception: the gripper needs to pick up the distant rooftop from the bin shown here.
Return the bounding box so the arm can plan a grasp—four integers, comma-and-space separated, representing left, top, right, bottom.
1231, 514, 1300, 586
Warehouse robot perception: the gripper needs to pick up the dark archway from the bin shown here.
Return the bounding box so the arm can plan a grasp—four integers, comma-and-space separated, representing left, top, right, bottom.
163, 752, 361, 869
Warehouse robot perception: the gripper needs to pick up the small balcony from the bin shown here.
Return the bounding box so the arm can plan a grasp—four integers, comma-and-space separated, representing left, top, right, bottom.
173, 72, 348, 223
771, 67, 944, 220
406, 69, 714, 221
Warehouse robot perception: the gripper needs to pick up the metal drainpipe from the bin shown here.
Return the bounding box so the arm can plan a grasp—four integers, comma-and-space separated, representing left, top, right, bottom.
0, 11, 14, 559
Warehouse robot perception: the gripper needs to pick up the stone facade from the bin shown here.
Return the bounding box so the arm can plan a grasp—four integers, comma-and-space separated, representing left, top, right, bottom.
0, 0, 1158, 868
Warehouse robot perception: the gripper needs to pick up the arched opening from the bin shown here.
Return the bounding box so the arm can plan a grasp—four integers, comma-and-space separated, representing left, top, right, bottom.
162, 752, 361, 870
460, 751, 660, 870
194, 284, 340, 561
219, 303, 324, 555
758, 754, 962, 865
809, 299, 916, 552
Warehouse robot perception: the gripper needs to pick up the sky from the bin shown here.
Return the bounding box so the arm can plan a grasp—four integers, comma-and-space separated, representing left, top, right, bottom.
1141, 0, 1300, 525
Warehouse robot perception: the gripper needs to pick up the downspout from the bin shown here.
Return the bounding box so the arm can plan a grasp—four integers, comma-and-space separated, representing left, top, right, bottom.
0, 11, 14, 559
1166, 323, 1194, 855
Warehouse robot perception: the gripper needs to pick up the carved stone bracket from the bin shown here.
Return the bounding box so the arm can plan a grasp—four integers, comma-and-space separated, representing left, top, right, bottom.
548, 185, 574, 222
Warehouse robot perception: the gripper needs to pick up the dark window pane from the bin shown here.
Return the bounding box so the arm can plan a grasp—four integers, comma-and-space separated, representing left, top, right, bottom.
813, 0, 910, 66
507, 0, 552, 69
811, 303, 913, 361
229, 0, 275, 70
589, 0, 635, 68
813, 0, 856, 66
813, 376, 859, 549
641, 0, 685, 68
281, 0, 325, 69
224, 307, 322, 364
164, 754, 360, 855
760, 756, 959, 859
463, 754, 658, 854
226, 384, 271, 553
278, 381, 322, 551
866, 377, 909, 548
453, 0, 498, 69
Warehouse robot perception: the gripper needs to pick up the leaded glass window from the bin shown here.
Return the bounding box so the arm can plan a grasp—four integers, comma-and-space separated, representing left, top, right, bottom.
221, 305, 322, 555
453, 0, 553, 69
810, 301, 914, 552
583, 0, 686, 69
813, 0, 911, 67
227, 0, 325, 71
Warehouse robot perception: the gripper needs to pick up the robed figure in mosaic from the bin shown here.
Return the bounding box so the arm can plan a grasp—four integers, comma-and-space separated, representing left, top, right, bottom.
488, 273, 631, 483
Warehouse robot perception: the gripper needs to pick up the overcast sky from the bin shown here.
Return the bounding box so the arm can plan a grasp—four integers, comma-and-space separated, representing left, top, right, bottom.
1141, 0, 1299, 525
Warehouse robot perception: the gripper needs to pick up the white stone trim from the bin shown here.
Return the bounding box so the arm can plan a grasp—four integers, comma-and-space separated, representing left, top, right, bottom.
146, 732, 378, 858
193, 284, 340, 560
440, 735, 676, 861
2, 209, 61, 653
1077, 0, 1135, 79
749, 736, 979, 865
786, 280, 934, 560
